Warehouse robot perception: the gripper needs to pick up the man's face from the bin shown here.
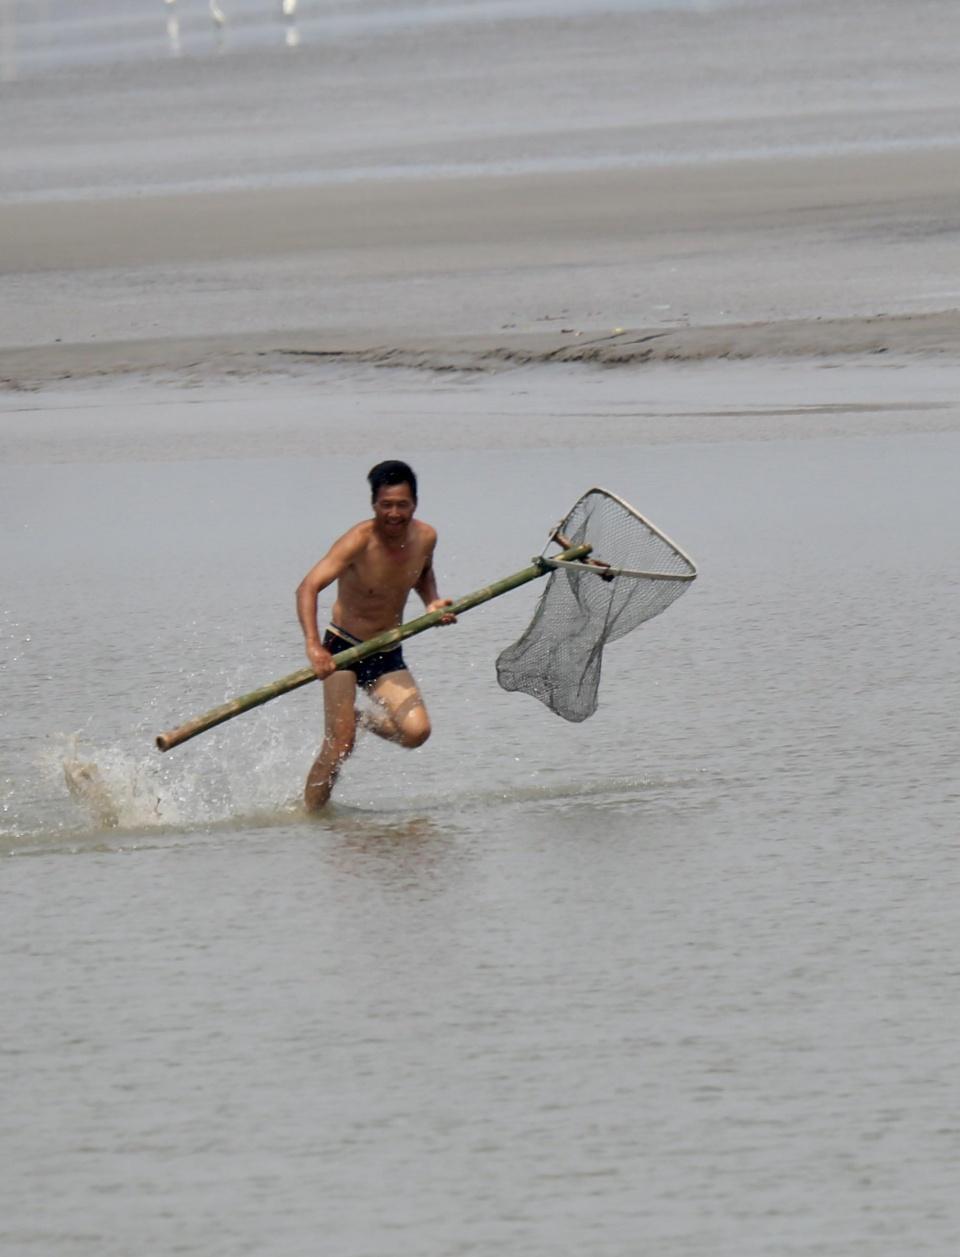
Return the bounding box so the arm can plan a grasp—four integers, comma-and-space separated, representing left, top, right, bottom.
373, 483, 416, 535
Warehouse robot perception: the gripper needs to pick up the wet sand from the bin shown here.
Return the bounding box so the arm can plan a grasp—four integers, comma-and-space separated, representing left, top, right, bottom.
3, 145, 960, 380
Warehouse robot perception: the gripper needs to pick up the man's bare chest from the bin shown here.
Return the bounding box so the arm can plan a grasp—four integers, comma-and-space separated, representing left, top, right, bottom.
349, 546, 426, 597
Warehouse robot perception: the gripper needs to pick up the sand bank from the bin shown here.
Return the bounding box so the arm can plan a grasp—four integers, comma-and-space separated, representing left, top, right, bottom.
3, 141, 960, 387
2, 311, 959, 392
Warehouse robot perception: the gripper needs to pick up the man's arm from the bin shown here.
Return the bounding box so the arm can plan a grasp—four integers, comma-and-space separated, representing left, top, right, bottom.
296, 529, 363, 678
414, 534, 456, 624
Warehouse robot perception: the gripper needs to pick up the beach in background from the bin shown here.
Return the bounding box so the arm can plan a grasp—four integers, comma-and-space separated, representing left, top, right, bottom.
3, 0, 960, 375
2, 2, 959, 1254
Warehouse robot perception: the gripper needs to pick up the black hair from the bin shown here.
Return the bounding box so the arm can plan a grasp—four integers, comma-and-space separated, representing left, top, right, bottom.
368, 459, 418, 503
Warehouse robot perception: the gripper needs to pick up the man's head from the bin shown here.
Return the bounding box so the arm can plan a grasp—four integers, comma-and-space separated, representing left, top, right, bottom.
368, 460, 417, 505
368, 459, 418, 535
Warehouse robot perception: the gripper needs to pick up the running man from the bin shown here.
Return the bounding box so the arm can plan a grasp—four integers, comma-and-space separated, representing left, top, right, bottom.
296, 460, 454, 811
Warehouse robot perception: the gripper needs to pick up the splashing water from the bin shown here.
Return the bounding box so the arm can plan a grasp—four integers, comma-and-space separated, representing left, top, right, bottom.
58, 734, 183, 831
9, 729, 305, 844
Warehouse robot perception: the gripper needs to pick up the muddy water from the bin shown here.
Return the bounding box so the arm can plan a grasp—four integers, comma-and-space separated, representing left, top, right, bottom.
2, 362, 958, 1255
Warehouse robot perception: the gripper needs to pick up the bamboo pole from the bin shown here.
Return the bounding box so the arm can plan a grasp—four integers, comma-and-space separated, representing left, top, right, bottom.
155, 543, 591, 752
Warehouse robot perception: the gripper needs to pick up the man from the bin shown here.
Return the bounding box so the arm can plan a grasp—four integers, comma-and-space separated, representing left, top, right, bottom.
296, 460, 454, 811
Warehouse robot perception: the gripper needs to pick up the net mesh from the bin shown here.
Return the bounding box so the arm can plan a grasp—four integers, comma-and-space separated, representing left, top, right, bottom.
496, 488, 696, 722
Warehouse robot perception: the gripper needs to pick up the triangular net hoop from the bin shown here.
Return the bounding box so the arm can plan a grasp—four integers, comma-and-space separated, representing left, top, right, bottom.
496, 487, 697, 722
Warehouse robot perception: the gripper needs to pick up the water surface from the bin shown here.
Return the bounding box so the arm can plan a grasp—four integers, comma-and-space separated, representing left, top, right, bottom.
2, 362, 958, 1254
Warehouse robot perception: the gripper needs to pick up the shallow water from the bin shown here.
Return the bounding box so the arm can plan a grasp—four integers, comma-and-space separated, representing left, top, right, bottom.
2, 362, 958, 1254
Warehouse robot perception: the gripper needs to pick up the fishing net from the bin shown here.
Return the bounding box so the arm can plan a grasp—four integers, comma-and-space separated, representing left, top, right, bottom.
496, 487, 697, 722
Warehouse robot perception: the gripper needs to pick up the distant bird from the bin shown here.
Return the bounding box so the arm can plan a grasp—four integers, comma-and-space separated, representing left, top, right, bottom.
161, 2, 298, 42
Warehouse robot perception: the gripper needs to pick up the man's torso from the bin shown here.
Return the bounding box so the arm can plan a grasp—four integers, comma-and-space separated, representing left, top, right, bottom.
332, 519, 434, 639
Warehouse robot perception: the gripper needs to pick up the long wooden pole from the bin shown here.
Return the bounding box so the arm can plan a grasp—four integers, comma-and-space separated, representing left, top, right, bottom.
155, 543, 591, 752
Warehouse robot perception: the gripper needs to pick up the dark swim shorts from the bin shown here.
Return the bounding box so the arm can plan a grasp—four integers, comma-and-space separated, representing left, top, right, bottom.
323, 625, 407, 690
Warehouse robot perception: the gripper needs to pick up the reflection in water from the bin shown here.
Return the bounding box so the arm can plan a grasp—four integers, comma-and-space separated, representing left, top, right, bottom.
283, 2, 301, 49
164, 0, 181, 55
318, 808, 462, 895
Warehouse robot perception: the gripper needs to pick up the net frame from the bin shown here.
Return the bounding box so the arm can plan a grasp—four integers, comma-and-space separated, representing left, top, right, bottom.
496, 486, 697, 722
541, 487, 698, 581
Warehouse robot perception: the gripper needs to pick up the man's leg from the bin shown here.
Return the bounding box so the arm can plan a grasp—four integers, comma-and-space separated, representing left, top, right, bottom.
304, 670, 358, 811
364, 670, 431, 749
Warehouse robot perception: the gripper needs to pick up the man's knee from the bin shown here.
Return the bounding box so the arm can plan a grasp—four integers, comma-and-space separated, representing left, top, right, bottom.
399, 713, 431, 749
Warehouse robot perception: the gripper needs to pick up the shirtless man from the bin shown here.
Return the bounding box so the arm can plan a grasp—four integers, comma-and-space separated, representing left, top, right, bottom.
296, 460, 454, 811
